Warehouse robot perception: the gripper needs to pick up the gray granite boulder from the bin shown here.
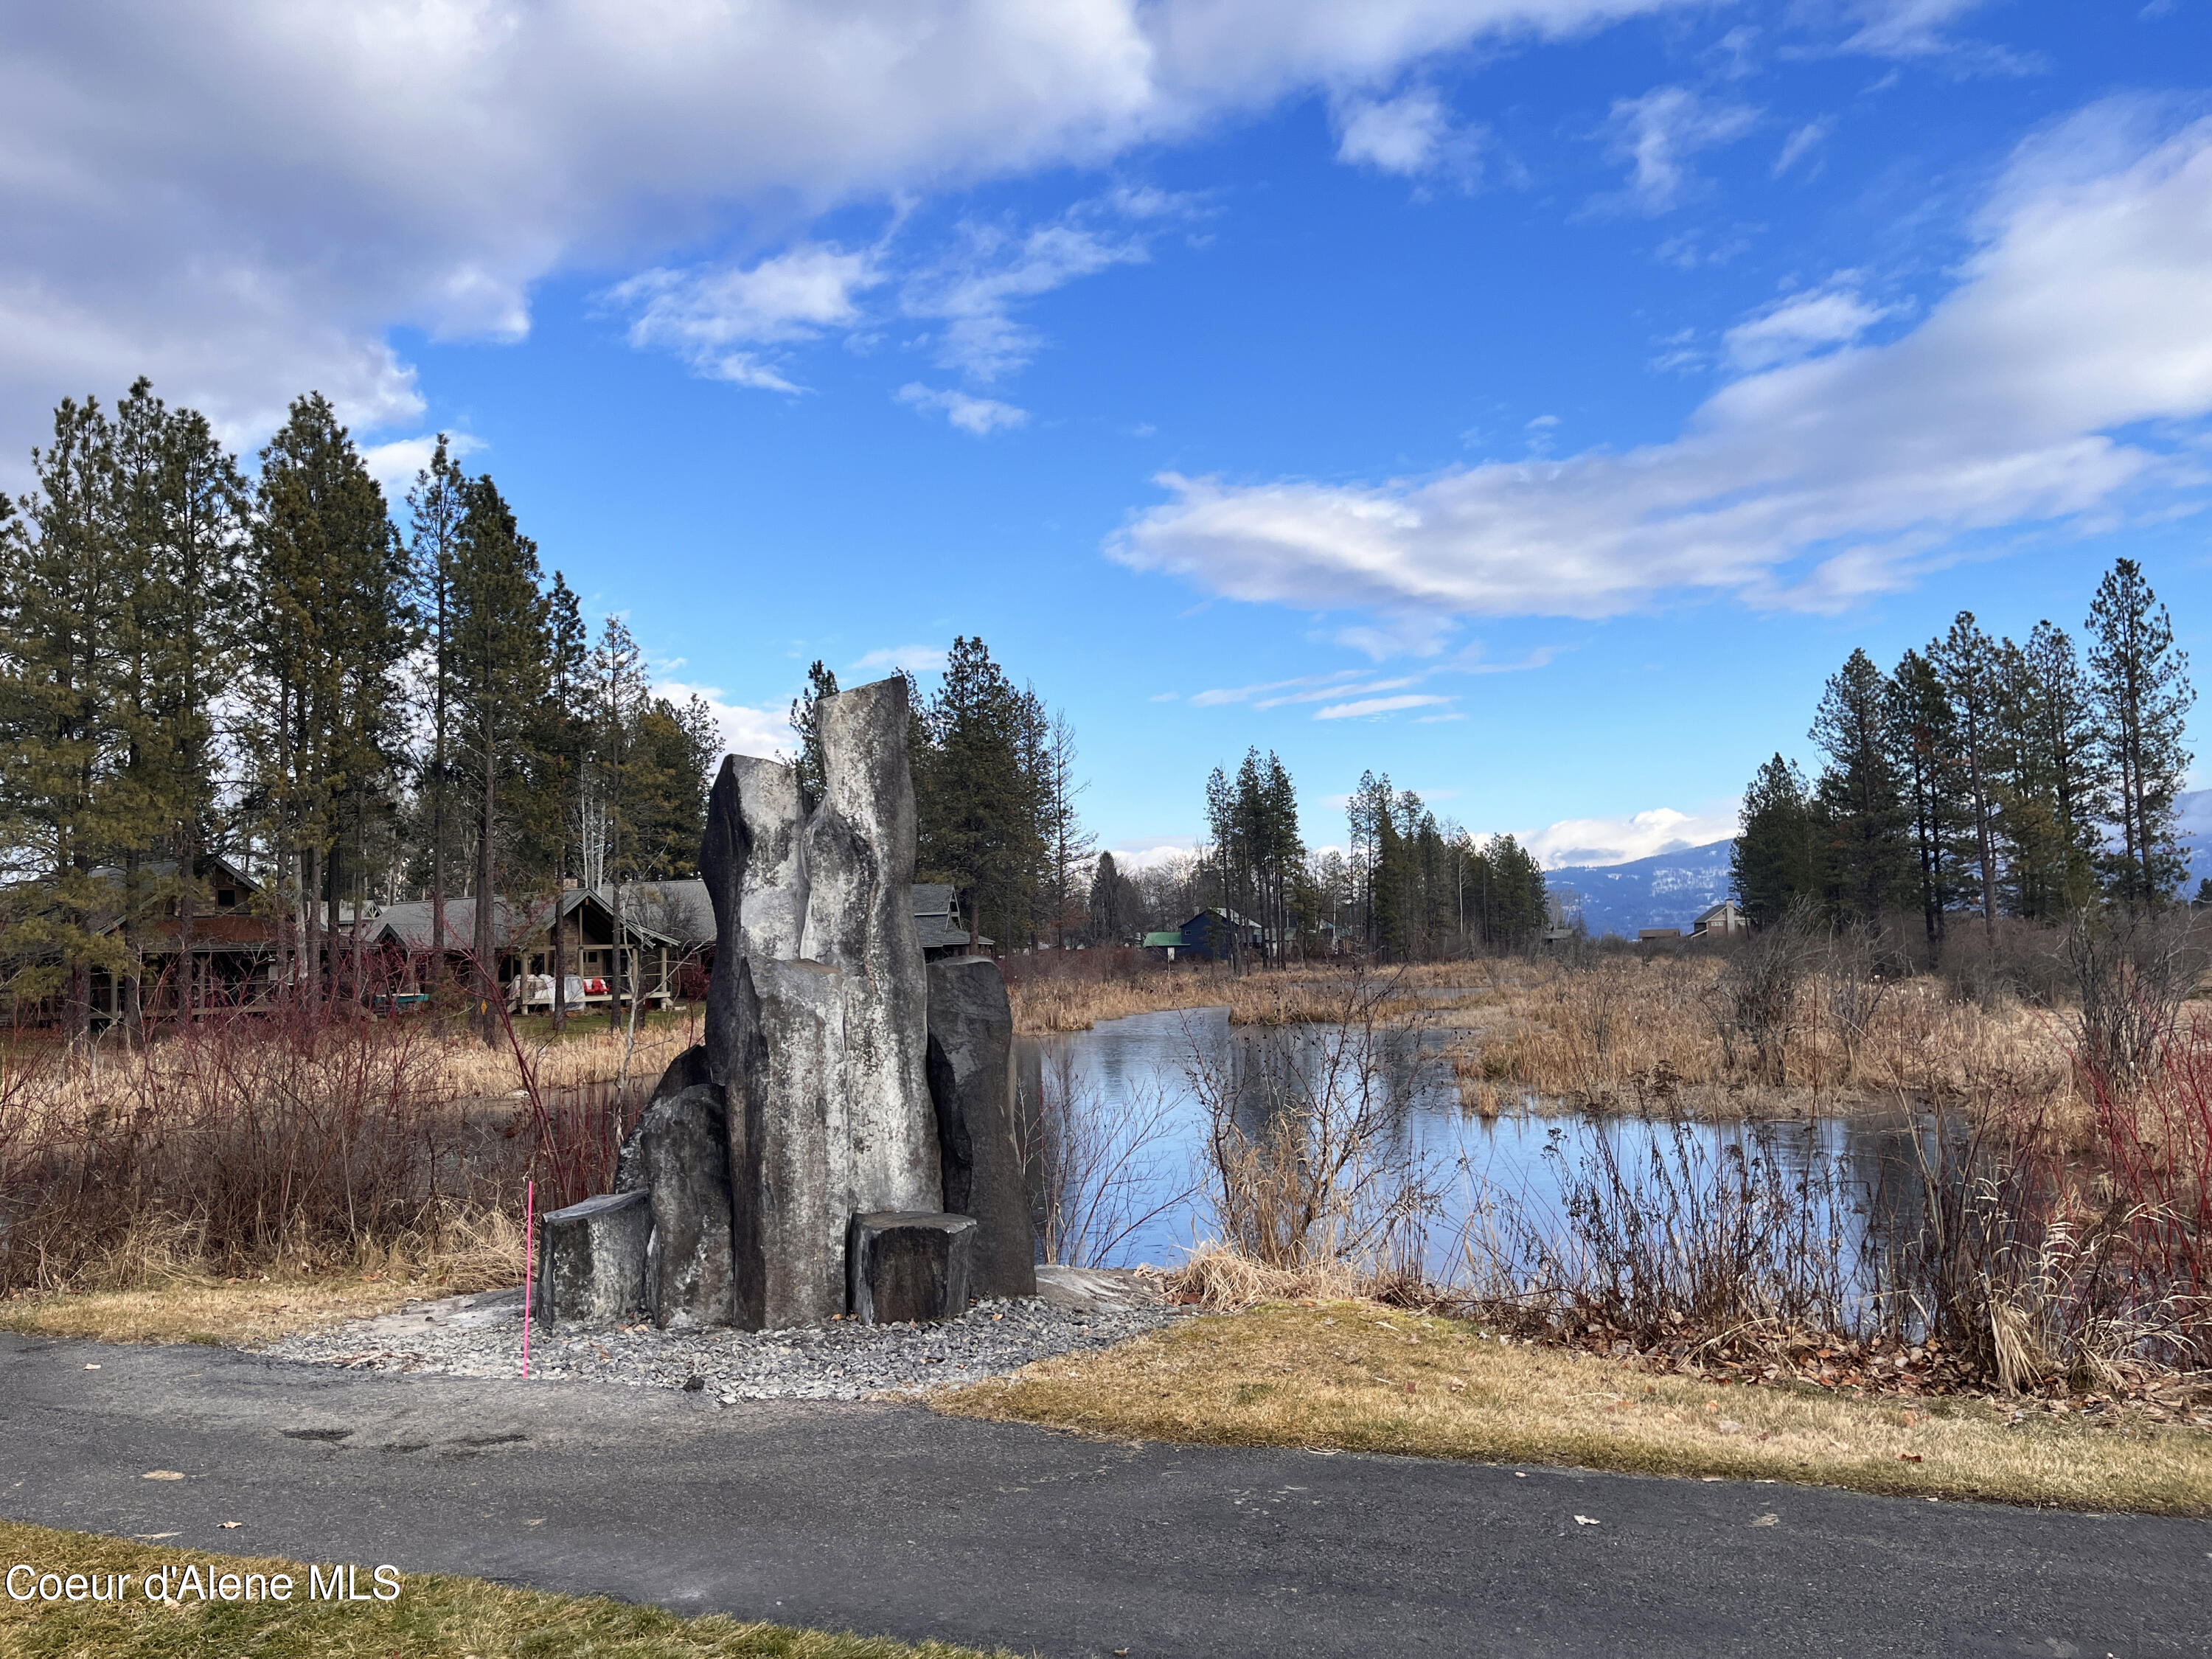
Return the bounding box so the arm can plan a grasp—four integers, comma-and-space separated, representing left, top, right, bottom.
926, 956, 1036, 1300
615, 1083, 736, 1328
847, 1211, 976, 1324
692, 677, 942, 1330
534, 1190, 650, 1325
801, 677, 940, 1218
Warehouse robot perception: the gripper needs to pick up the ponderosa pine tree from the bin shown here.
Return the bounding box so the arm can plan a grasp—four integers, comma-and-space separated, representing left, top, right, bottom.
2087, 557, 2195, 905
787, 658, 838, 810
407, 438, 468, 959
0, 397, 131, 1034
1994, 621, 2098, 919
917, 637, 1042, 950
1810, 647, 1913, 925
447, 473, 549, 1040
1930, 613, 2003, 940
1887, 648, 1958, 950
247, 393, 411, 999
1732, 754, 1820, 928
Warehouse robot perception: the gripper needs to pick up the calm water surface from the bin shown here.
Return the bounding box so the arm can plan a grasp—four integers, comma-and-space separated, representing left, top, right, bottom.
1017, 1005, 1933, 1276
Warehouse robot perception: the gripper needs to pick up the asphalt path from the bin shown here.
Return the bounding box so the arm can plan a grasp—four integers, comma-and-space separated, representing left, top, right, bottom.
1, 1332, 2206, 1657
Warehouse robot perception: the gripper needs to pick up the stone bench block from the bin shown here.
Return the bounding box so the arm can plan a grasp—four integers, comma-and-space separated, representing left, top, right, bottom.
926, 957, 1036, 1300
534, 1190, 651, 1325
847, 1211, 976, 1325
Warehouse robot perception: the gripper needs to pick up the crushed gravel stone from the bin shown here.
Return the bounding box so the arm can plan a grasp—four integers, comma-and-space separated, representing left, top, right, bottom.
257, 1287, 1191, 1402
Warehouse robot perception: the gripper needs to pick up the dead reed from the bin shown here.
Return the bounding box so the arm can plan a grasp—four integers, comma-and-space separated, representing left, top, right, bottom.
0, 995, 687, 1295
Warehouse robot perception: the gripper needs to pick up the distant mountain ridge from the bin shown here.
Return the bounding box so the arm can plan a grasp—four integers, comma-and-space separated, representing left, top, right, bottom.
1548, 839, 1735, 938
1548, 789, 2212, 937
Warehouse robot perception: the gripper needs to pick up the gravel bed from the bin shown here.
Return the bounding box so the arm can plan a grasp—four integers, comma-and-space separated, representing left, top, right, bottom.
259, 1291, 1191, 1402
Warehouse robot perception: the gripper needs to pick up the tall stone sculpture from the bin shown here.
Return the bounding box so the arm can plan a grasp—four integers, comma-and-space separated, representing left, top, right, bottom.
554, 674, 1034, 1333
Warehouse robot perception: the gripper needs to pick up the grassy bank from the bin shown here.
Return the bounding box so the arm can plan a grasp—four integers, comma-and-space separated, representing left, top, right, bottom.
937, 1302, 2212, 1514
0, 1268, 491, 1346
0, 1520, 1001, 1659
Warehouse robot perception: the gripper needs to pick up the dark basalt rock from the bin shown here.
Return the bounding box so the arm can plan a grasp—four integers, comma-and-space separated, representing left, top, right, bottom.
847, 1211, 976, 1325
535, 1190, 651, 1326
926, 957, 1036, 1300
616, 1083, 737, 1328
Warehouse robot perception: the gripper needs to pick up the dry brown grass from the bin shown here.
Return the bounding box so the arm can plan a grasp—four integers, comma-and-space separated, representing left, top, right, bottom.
937, 1301, 2212, 1514
1008, 959, 1464, 1034
1436, 955, 2090, 1125
0, 1211, 528, 1343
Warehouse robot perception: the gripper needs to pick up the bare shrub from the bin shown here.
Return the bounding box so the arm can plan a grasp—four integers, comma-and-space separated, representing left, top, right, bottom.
1706, 902, 1820, 1083
1016, 1042, 1194, 1268
1186, 975, 1437, 1272
2064, 905, 2208, 1091
1459, 1120, 1857, 1347
0, 963, 655, 1293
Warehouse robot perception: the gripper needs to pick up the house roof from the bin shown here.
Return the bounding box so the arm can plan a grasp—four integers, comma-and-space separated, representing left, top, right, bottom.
914, 883, 954, 919
617, 878, 715, 946
369, 888, 678, 953
1692, 900, 1742, 922
1142, 931, 1183, 948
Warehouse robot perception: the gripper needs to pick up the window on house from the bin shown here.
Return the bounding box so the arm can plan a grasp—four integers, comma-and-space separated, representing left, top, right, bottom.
216, 888, 237, 908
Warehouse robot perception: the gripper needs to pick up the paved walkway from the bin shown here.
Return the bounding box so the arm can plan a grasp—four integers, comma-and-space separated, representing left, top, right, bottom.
1, 1332, 2205, 1657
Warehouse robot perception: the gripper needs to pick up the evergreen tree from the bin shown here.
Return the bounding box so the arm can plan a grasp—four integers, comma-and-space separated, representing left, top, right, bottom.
447, 474, 549, 1039
406, 438, 467, 958
0, 396, 131, 1033
917, 637, 1043, 950
1993, 622, 2097, 919
787, 659, 838, 811
1809, 647, 1913, 924
1731, 754, 1820, 928
2087, 557, 2195, 905
1930, 613, 2003, 939
1887, 648, 1958, 950
1086, 849, 1144, 944
246, 393, 410, 999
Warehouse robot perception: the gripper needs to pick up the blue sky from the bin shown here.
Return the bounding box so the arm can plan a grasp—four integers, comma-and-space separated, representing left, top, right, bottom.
7, 1, 2212, 868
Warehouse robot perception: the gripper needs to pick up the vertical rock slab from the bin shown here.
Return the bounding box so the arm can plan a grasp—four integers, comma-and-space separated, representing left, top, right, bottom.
701, 756, 810, 1090
801, 676, 940, 1216
535, 1191, 651, 1325
925, 957, 1036, 1299
726, 957, 850, 1329
615, 1084, 737, 1329
847, 1211, 976, 1324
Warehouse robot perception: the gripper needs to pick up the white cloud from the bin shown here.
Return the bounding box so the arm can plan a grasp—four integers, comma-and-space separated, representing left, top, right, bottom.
851, 642, 950, 675
1838, 0, 1986, 58
901, 201, 1164, 382
1114, 100, 2212, 622
359, 431, 487, 498
1314, 693, 1453, 719
0, 1, 1707, 452
653, 680, 795, 762
1525, 804, 1740, 867
1773, 118, 1832, 178
1722, 282, 1892, 370
896, 383, 1029, 435
1602, 86, 1761, 215
1107, 837, 1198, 873
1333, 87, 1478, 179
613, 244, 880, 390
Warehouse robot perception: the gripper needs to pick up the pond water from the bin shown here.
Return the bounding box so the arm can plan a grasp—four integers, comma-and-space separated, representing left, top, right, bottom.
1016, 1005, 1939, 1281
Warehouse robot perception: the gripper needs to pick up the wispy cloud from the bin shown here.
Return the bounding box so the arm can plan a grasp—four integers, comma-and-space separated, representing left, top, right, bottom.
895, 383, 1029, 434
1315, 693, 1452, 720
852, 641, 950, 675
1332, 86, 1482, 182
1722, 280, 1894, 370
613, 243, 881, 389
1115, 101, 2212, 623
1773, 118, 1833, 178
1601, 86, 1760, 215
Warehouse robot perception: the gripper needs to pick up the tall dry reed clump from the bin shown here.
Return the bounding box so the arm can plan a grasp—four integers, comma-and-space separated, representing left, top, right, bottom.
1005, 947, 1419, 1034
1449, 931, 2080, 1124
0, 1001, 688, 1294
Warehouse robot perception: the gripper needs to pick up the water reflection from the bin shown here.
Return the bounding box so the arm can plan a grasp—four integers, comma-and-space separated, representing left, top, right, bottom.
1017, 1004, 1943, 1284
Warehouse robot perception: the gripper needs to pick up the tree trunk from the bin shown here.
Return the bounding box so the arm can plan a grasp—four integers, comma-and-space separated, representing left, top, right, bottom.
476, 740, 499, 1046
